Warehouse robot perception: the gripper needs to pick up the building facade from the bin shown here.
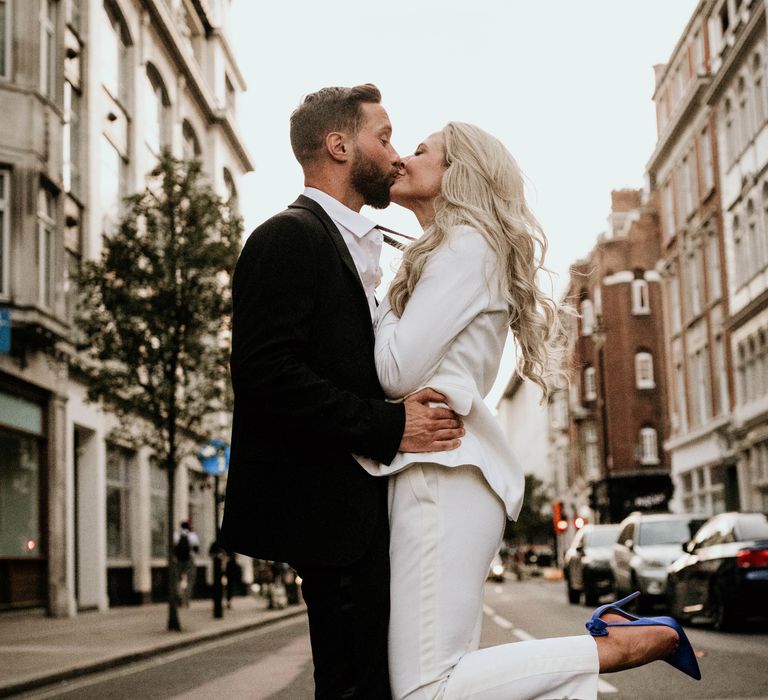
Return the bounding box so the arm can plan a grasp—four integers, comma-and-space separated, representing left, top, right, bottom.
0, 0, 253, 615
705, 0, 768, 513
648, 0, 739, 518
496, 374, 554, 490
564, 190, 671, 524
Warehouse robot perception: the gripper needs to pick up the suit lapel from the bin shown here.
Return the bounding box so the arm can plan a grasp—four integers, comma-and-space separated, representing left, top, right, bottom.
288, 195, 368, 299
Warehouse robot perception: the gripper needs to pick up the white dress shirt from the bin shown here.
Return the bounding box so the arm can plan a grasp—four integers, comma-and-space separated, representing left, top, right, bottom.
303, 187, 383, 318
361, 225, 525, 520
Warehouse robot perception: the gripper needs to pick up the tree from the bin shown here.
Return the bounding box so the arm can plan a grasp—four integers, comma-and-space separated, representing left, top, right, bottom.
76, 152, 242, 631
504, 474, 553, 545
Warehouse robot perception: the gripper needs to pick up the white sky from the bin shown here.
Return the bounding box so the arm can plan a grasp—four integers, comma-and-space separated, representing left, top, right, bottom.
228, 0, 698, 407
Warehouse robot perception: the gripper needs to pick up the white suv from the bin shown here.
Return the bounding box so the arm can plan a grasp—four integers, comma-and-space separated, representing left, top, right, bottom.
611, 511, 706, 612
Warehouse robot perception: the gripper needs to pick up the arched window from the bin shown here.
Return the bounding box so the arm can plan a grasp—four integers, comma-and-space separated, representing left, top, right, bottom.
182, 120, 201, 160
580, 299, 594, 336
635, 352, 655, 389
733, 214, 743, 287
753, 52, 767, 128
145, 63, 171, 156
631, 278, 650, 315
724, 98, 735, 164
738, 76, 752, 151
583, 366, 596, 401
639, 427, 659, 465
747, 199, 759, 282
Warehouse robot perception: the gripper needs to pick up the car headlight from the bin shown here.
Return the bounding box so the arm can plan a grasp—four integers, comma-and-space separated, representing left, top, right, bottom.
491, 564, 504, 576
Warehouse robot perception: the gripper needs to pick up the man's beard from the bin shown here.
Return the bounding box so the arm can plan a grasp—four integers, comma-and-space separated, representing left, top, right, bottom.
350, 149, 394, 209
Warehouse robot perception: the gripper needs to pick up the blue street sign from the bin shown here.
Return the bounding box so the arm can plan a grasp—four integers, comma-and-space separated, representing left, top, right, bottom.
0, 309, 10, 354
198, 438, 230, 475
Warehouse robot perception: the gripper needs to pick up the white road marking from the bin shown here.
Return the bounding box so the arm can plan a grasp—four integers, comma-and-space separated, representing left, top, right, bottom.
482, 604, 619, 695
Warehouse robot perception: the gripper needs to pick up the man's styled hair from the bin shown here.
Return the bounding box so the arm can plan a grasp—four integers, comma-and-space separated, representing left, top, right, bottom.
289, 83, 382, 166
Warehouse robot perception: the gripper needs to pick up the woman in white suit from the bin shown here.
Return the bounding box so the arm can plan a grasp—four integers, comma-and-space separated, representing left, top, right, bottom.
362, 123, 686, 700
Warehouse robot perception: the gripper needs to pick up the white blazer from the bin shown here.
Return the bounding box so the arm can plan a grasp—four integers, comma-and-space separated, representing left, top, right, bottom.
361, 225, 525, 520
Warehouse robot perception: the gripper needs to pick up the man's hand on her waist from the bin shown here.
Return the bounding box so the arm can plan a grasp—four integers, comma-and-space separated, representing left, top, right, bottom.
399, 387, 464, 453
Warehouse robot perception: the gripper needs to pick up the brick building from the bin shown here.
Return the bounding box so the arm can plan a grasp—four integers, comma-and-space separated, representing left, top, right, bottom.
564, 190, 671, 524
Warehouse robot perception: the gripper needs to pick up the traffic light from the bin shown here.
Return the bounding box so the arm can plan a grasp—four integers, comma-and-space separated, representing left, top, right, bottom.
552, 501, 569, 533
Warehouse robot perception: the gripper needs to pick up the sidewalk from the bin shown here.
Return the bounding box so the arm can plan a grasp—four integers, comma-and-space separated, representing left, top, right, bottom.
0, 596, 306, 697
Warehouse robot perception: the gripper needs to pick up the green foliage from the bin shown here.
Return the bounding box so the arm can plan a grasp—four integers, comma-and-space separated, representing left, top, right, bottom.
76, 151, 241, 457
504, 474, 553, 545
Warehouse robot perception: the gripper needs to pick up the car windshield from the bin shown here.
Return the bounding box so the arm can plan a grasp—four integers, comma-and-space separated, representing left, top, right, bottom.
638, 520, 697, 546
587, 527, 620, 548
736, 513, 768, 541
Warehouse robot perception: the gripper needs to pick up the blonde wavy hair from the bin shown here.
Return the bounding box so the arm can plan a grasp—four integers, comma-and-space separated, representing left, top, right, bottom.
388, 122, 567, 401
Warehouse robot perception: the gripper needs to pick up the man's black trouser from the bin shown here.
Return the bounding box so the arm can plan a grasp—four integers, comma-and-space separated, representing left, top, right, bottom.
293, 509, 392, 700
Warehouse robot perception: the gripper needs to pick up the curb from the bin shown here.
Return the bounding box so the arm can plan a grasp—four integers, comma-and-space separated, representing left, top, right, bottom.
0, 606, 307, 698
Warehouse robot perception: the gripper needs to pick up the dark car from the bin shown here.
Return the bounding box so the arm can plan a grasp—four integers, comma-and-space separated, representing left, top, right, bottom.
564, 524, 620, 606
666, 512, 768, 630
611, 511, 707, 612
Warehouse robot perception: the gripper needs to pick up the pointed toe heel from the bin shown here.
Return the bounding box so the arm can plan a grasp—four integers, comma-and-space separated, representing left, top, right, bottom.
585, 591, 701, 681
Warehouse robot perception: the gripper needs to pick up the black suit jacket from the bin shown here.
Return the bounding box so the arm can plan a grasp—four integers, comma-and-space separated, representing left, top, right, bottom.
219, 195, 405, 567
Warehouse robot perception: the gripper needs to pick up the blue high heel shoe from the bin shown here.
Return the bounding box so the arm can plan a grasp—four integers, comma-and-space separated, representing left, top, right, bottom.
585, 591, 701, 680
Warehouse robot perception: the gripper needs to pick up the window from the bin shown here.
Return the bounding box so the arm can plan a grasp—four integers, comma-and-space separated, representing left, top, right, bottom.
182, 120, 201, 161
700, 127, 714, 193
584, 366, 596, 401
0, 392, 44, 558
40, 0, 56, 98
685, 249, 703, 318
668, 270, 682, 334
707, 231, 721, 302
675, 358, 688, 432
106, 445, 132, 560
580, 299, 593, 336
725, 99, 736, 165
663, 181, 675, 238
65, 0, 80, 32
733, 215, 744, 287
63, 81, 82, 196
150, 458, 167, 559
693, 29, 704, 75
102, 1, 130, 106
0, 0, 10, 79
0, 170, 9, 297
753, 53, 767, 128
688, 345, 712, 426
714, 334, 729, 415
747, 199, 759, 282
100, 135, 124, 232
583, 424, 599, 479
145, 64, 170, 156
37, 188, 56, 309
635, 352, 655, 389
738, 76, 752, 151
631, 279, 650, 315
639, 427, 659, 465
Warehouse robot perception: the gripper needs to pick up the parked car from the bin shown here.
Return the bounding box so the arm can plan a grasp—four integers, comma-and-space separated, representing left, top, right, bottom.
564, 523, 620, 605
666, 512, 768, 630
611, 511, 706, 611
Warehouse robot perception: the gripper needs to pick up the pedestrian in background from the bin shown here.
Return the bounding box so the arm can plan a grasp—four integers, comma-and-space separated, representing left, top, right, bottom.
225, 551, 243, 609
173, 520, 199, 607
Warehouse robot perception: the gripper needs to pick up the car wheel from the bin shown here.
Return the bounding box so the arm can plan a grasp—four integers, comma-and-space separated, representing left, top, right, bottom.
666, 584, 685, 621
711, 585, 740, 632
566, 577, 580, 605
584, 585, 600, 607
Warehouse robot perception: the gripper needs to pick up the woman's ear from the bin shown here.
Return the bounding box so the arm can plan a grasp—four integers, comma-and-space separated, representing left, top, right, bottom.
325, 132, 350, 163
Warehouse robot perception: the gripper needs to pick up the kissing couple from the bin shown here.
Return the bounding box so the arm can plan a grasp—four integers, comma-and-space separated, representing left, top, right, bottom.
219, 84, 700, 699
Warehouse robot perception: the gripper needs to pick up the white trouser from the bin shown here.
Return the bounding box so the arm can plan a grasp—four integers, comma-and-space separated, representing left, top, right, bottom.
388, 463, 599, 700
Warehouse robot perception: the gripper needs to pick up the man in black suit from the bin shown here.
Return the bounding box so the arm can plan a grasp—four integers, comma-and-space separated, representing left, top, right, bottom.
219, 84, 463, 699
